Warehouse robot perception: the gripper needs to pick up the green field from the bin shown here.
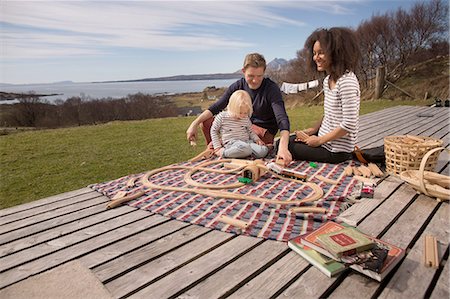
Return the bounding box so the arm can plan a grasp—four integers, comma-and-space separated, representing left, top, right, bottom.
0, 99, 432, 208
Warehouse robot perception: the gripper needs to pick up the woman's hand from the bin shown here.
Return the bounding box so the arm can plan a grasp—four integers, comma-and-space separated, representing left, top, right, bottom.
294, 130, 309, 142
305, 135, 323, 147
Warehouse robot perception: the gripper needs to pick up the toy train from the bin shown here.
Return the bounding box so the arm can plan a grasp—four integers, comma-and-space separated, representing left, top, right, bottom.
266, 162, 307, 181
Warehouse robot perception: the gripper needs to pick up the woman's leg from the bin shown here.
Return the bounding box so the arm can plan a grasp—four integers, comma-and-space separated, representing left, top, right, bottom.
287, 135, 352, 163
223, 140, 253, 158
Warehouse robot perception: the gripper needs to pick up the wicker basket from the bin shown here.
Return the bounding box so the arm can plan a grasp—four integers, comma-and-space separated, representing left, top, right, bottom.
384, 135, 443, 176
400, 147, 450, 201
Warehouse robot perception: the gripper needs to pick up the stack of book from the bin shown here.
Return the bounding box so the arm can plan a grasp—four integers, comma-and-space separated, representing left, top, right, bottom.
288, 221, 405, 281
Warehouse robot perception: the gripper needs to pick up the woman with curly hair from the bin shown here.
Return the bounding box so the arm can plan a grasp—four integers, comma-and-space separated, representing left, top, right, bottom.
288, 27, 361, 163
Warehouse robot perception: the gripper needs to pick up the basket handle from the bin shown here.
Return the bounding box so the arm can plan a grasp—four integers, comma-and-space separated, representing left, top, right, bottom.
418, 147, 449, 195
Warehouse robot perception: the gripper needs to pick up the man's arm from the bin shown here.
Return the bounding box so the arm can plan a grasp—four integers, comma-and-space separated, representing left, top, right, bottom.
276, 130, 292, 166
186, 110, 213, 143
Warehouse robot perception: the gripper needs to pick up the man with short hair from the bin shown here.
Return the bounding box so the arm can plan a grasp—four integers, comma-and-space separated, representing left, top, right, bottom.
186, 53, 292, 165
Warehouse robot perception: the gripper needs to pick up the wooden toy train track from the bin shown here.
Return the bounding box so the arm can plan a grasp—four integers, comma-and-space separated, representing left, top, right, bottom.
106, 159, 325, 212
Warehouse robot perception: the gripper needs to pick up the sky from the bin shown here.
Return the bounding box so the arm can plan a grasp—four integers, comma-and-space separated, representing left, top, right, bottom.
1, 0, 419, 85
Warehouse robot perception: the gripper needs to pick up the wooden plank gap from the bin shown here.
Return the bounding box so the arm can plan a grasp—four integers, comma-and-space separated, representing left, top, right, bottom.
119, 233, 240, 299
375, 191, 421, 239
0, 196, 107, 228
90, 220, 191, 271
0, 204, 137, 246
268, 263, 315, 299
371, 255, 408, 298
167, 239, 267, 299
220, 248, 292, 298
424, 245, 449, 298
403, 202, 444, 253
0, 188, 95, 217
101, 229, 228, 285
319, 268, 354, 299
0, 205, 132, 255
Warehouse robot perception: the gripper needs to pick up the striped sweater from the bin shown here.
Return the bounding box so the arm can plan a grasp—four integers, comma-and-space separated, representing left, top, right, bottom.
319, 72, 360, 153
210, 111, 259, 149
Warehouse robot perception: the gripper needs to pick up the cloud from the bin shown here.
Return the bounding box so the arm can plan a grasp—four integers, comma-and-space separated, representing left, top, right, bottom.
1, 1, 354, 60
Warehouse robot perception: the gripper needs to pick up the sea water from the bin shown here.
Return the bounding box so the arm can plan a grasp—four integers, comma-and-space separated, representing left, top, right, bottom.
0, 79, 237, 102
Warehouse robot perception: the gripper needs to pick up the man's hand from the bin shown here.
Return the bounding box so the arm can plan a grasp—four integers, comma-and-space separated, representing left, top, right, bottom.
276, 146, 292, 166
186, 124, 198, 144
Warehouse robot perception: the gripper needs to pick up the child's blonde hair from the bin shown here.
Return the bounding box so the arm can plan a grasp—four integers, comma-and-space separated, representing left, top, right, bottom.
227, 90, 253, 117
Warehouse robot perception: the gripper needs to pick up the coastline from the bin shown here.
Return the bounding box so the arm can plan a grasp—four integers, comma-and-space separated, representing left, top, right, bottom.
0, 79, 238, 102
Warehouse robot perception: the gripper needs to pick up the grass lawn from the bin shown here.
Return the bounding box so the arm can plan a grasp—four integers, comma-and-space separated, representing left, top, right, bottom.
0, 99, 432, 208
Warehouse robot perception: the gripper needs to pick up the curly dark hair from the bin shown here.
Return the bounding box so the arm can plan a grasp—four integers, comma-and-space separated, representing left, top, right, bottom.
305, 27, 361, 82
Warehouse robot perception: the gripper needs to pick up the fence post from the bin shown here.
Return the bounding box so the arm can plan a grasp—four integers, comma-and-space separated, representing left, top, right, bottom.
374, 66, 385, 99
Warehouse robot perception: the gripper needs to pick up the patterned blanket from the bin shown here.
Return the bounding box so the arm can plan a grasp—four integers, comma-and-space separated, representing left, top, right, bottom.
90, 159, 359, 241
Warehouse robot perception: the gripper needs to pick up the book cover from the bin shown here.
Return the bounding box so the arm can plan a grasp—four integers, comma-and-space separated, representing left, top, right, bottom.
298, 221, 405, 282
288, 235, 346, 277
348, 238, 405, 282
300, 221, 347, 258
316, 227, 375, 259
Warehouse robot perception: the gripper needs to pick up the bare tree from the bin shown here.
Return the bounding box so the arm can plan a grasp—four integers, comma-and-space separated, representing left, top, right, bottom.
359, 0, 448, 81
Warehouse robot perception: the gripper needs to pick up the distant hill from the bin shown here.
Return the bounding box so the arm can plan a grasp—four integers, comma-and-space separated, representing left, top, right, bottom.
267, 58, 289, 71
95, 58, 288, 83
100, 72, 243, 83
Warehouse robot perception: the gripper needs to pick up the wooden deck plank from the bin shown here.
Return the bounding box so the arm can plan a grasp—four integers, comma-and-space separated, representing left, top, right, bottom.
338, 107, 449, 228
92, 224, 212, 283
0, 207, 146, 272
0, 197, 110, 245
0, 187, 93, 216
277, 262, 340, 298
103, 230, 235, 298
357, 106, 434, 139
0, 105, 448, 298
0, 191, 103, 225
360, 105, 407, 119
358, 106, 429, 139
282, 178, 436, 297
329, 193, 440, 298
178, 240, 287, 298
430, 250, 450, 299
430, 122, 450, 140
0, 203, 134, 257
378, 202, 449, 299
359, 106, 418, 127
358, 107, 448, 148
0, 209, 154, 289
357, 184, 423, 237
79, 220, 191, 269
227, 251, 310, 299
125, 236, 261, 299
359, 108, 449, 148
337, 175, 404, 227
360, 107, 446, 140
0, 194, 106, 234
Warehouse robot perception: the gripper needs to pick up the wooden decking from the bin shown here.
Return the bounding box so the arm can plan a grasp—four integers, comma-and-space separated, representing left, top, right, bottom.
1, 105, 449, 298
